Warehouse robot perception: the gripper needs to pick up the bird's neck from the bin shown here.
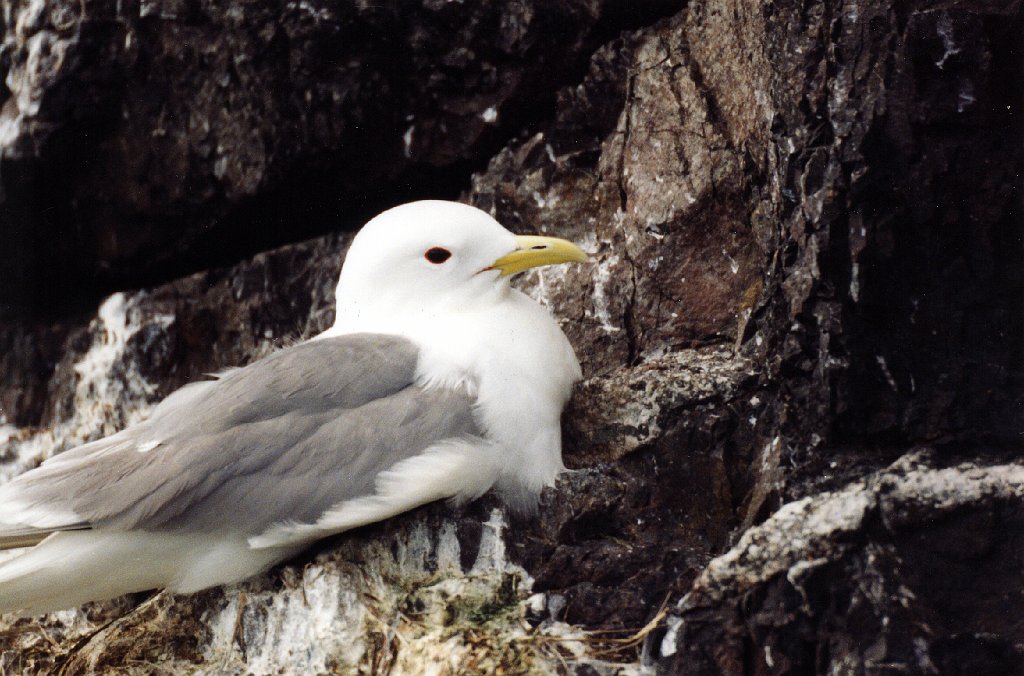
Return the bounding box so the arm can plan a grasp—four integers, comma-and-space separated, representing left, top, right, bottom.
414, 290, 581, 503
321, 288, 581, 501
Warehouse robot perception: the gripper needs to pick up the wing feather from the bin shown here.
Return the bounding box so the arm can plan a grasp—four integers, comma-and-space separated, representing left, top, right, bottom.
0, 333, 483, 541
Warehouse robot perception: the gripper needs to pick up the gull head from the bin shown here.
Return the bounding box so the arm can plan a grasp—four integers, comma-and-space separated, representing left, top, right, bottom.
332, 200, 586, 333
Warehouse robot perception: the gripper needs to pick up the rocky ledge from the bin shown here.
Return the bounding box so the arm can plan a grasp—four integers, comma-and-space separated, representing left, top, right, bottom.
1, 0, 1020, 672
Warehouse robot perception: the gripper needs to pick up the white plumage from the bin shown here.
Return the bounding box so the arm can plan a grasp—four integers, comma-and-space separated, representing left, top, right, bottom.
0, 200, 586, 615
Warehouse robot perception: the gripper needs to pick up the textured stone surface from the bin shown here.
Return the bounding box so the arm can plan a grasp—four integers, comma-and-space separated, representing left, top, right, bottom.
0, 0, 1021, 672
661, 453, 1024, 674
0, 0, 680, 321
471, 15, 766, 373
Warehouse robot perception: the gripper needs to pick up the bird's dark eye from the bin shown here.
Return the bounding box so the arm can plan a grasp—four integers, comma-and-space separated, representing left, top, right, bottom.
424, 247, 452, 264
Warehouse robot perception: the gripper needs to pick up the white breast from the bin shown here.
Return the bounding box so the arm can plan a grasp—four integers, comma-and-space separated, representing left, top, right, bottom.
323, 283, 581, 508
412, 288, 580, 505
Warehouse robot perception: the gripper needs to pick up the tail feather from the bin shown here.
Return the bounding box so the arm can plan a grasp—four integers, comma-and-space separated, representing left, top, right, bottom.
0, 533, 50, 551
0, 525, 91, 551
0, 532, 174, 616
0, 531, 299, 616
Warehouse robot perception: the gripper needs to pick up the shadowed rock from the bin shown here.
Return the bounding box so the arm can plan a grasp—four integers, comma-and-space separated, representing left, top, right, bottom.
0, 0, 1020, 671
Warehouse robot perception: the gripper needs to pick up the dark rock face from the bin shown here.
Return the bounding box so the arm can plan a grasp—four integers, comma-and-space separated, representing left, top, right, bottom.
751, 0, 1024, 450
0, 0, 680, 321
472, 17, 767, 372
0, 232, 346, 429
0, 0, 1021, 672
663, 454, 1024, 674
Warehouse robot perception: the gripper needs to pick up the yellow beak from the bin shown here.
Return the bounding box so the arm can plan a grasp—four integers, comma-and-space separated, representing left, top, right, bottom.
488, 235, 588, 277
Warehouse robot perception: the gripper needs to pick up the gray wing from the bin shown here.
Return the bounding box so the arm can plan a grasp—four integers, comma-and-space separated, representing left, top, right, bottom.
0, 333, 481, 541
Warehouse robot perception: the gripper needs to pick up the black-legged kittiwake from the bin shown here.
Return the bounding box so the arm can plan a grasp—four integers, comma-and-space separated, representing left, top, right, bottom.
0, 200, 587, 615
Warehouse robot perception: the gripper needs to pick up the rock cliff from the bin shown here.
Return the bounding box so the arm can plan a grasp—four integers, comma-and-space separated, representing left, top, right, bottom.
1, 0, 1020, 672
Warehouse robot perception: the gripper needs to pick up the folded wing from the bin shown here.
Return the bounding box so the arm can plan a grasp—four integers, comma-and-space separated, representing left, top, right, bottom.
0, 333, 486, 545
